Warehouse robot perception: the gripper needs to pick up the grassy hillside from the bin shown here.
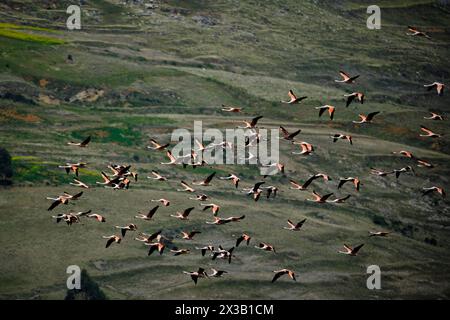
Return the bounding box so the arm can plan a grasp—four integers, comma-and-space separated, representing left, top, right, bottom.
0, 0, 449, 299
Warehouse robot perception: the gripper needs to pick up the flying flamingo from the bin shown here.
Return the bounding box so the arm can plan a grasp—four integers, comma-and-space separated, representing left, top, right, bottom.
281, 90, 307, 104
424, 112, 444, 120
335, 71, 360, 84
219, 174, 240, 188
236, 233, 251, 247
422, 186, 445, 198
407, 26, 430, 38
103, 235, 121, 248
315, 105, 336, 120
344, 92, 364, 107
420, 126, 442, 138
307, 190, 334, 203
151, 198, 170, 206
67, 136, 91, 147
331, 134, 353, 145
147, 139, 169, 151
284, 219, 307, 231
135, 205, 159, 220
352, 112, 380, 124
221, 104, 242, 113
272, 269, 296, 283
338, 244, 364, 256
424, 82, 444, 96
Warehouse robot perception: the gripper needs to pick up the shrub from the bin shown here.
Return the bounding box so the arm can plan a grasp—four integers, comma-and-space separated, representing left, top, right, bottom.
0, 147, 12, 185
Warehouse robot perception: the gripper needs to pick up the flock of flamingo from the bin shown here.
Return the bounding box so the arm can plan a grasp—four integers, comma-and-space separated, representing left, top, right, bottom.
46, 26, 446, 286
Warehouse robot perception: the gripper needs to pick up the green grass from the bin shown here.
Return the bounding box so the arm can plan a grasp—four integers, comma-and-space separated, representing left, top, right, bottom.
0, 23, 60, 33
0, 29, 64, 44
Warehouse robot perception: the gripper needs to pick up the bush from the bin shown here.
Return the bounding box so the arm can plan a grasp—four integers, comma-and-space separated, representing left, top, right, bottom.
0, 147, 12, 185
424, 237, 438, 246
372, 215, 388, 226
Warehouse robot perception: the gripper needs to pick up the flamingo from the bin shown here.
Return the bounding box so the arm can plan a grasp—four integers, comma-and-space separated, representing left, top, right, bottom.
146, 242, 165, 256
264, 186, 279, 198
205, 217, 232, 225
424, 112, 444, 120
422, 186, 445, 198
151, 198, 170, 206
369, 231, 390, 237
352, 112, 380, 124
148, 170, 167, 181
237, 116, 263, 129
96, 172, 120, 187
338, 243, 364, 256
147, 139, 169, 151
225, 215, 246, 222
183, 268, 208, 285
394, 166, 415, 179
135, 205, 159, 220
338, 177, 361, 191
52, 213, 80, 225
107, 164, 132, 177
279, 126, 301, 141
170, 248, 191, 256
370, 168, 394, 177
289, 177, 315, 191
195, 245, 214, 256
201, 203, 220, 215
331, 134, 353, 145
70, 178, 89, 189
58, 162, 87, 177
272, 269, 296, 283
307, 190, 334, 203
407, 26, 430, 38
236, 233, 251, 247
189, 194, 209, 201
281, 90, 307, 104
76, 210, 106, 222
170, 207, 195, 220
328, 195, 351, 203
46, 191, 83, 211
292, 142, 314, 155
284, 219, 306, 231
335, 71, 360, 84
181, 231, 201, 240
424, 82, 444, 96
103, 235, 121, 248
315, 105, 336, 120
134, 230, 162, 243
212, 247, 235, 264
210, 268, 228, 277
115, 223, 137, 237
67, 136, 91, 147
420, 126, 442, 138
313, 173, 332, 181
161, 150, 180, 165
177, 181, 196, 193
344, 92, 364, 107
392, 150, 415, 159
221, 104, 242, 113
192, 172, 216, 186
255, 242, 276, 253
417, 159, 434, 168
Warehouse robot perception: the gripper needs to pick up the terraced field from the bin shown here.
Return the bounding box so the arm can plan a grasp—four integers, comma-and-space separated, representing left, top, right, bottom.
0, 0, 449, 299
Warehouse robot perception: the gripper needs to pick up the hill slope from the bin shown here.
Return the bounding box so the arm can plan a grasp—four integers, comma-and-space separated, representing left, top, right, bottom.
0, 0, 449, 299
